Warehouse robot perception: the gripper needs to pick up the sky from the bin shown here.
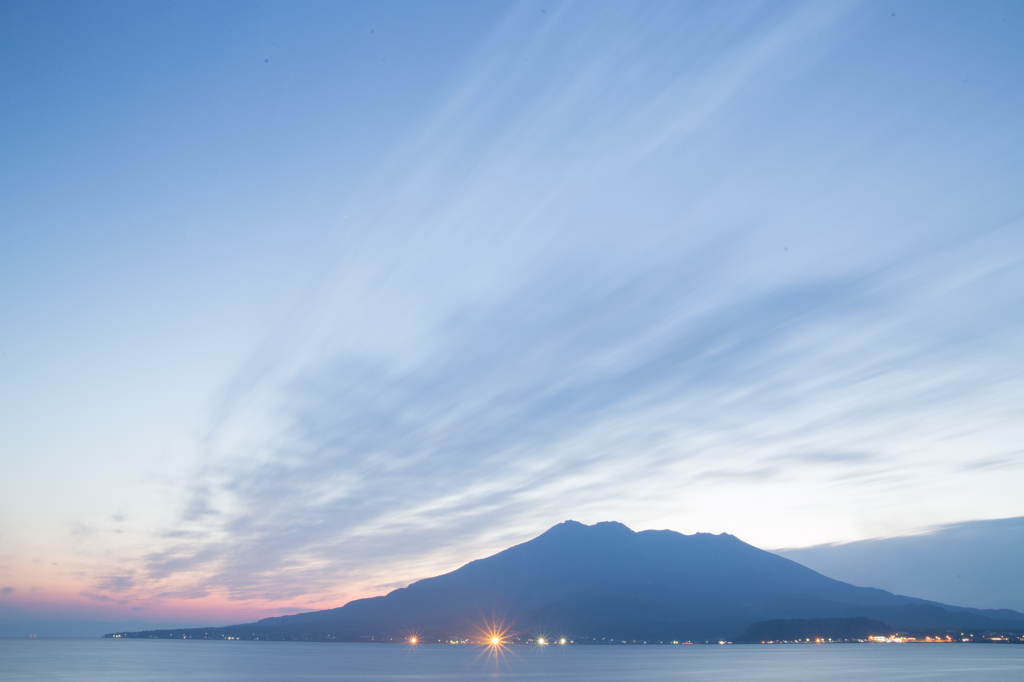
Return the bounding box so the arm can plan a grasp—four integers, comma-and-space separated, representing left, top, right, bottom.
1, 0, 1023, 634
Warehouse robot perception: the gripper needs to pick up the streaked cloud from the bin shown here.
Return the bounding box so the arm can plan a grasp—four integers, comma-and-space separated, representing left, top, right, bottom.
123, 1, 1024, 609
1, 0, 1022, 620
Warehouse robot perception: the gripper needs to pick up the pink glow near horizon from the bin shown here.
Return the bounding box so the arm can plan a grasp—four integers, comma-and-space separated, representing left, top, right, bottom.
2, 587, 349, 624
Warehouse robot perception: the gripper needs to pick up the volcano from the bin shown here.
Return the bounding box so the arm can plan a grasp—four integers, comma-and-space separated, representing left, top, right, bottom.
109, 520, 1024, 642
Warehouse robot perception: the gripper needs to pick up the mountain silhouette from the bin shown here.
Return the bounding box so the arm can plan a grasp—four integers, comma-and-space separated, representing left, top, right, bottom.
110, 521, 1024, 641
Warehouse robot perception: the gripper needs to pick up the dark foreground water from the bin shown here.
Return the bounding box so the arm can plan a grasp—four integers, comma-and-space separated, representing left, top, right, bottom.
2, 639, 1023, 681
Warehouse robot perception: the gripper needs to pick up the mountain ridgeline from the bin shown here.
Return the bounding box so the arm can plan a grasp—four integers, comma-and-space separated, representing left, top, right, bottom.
110, 521, 1024, 642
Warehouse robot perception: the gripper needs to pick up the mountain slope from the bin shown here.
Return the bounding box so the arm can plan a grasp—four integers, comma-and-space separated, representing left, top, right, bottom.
111, 521, 1024, 641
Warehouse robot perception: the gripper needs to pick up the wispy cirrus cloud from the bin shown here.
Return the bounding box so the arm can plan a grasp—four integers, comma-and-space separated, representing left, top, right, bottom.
145, 231, 1023, 605
83, 0, 1023, 610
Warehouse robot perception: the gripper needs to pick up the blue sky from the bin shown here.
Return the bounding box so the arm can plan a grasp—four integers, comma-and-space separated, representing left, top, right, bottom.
1, 0, 1023, 628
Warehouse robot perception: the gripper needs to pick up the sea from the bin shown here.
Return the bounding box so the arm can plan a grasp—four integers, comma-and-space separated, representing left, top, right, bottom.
2, 639, 1023, 681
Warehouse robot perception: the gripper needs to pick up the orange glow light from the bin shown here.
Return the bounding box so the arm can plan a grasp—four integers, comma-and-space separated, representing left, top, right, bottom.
479, 620, 513, 652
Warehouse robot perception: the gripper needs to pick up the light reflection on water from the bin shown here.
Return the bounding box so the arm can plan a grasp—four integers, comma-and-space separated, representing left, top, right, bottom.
2, 639, 1023, 681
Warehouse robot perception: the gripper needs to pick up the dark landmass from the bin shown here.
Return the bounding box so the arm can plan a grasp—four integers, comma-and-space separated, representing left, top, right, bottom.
778, 515, 1024, 614
107, 521, 1024, 642
736, 617, 894, 643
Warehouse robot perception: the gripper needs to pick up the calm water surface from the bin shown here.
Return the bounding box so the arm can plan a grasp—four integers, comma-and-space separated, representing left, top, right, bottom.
2, 639, 1023, 681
